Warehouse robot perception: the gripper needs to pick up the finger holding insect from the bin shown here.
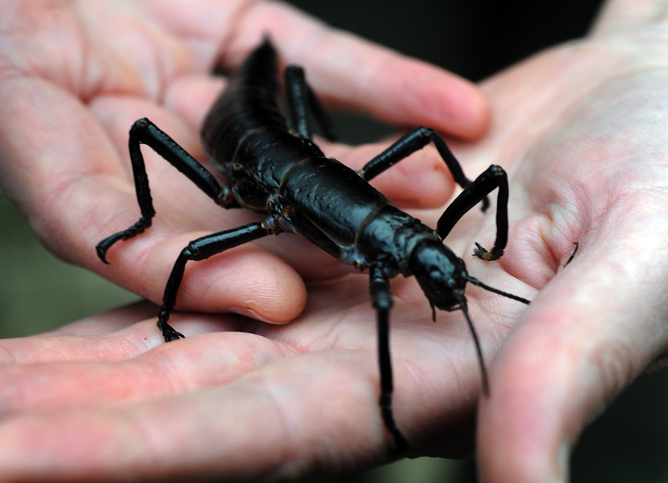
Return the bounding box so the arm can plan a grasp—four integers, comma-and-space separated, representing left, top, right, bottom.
0, 0, 490, 268
0, 82, 304, 327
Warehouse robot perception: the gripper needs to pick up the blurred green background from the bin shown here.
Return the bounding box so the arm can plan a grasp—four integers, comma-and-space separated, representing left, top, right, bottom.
3, 1, 668, 481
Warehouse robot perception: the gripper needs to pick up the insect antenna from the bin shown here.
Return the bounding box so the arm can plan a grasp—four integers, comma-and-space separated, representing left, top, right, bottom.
458, 276, 530, 396
464, 275, 530, 305
457, 296, 490, 396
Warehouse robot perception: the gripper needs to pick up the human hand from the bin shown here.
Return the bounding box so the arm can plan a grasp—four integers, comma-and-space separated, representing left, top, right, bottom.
0, 257, 527, 482
466, 0, 668, 480
6, 0, 666, 481
0, 0, 488, 324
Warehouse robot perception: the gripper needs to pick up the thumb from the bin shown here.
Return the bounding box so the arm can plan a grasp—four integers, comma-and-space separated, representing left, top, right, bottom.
477, 238, 668, 482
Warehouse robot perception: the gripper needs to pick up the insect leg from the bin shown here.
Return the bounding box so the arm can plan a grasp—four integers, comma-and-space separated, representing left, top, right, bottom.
359, 127, 489, 211
157, 221, 271, 341
437, 165, 509, 261
369, 265, 409, 454
284, 65, 339, 141
96, 118, 236, 263
564, 241, 579, 268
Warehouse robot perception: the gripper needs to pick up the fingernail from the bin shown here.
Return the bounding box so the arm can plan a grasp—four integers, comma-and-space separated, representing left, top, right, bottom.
554, 437, 570, 483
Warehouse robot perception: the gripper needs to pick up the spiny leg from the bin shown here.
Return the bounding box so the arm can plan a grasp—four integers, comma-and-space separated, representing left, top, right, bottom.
157, 222, 271, 341
96, 118, 237, 263
437, 165, 509, 261
369, 265, 409, 454
284, 65, 339, 141
359, 126, 490, 212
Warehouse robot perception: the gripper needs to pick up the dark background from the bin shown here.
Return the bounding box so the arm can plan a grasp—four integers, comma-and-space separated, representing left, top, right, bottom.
2, 1, 668, 481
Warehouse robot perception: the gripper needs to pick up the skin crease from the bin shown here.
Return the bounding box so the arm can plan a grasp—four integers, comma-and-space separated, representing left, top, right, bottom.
1, 0, 668, 482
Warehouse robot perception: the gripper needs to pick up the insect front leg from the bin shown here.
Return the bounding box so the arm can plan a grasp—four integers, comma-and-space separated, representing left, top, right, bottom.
358, 127, 490, 212
96, 118, 237, 263
157, 222, 271, 341
369, 265, 409, 454
284, 65, 339, 141
436, 165, 509, 261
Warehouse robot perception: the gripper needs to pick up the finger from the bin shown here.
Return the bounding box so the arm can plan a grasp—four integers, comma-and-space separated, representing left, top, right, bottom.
0, 84, 307, 322
0, 351, 387, 481
322, 137, 461, 210
0, 307, 259, 365
0, 78, 114, 234
0, 319, 158, 366
220, 3, 489, 139
90, 93, 334, 290
95, 83, 461, 285
163, 75, 227, 133
0, 328, 288, 415
162, 75, 462, 211
140, 0, 488, 139
478, 229, 668, 482
50, 300, 160, 337
97, 228, 307, 322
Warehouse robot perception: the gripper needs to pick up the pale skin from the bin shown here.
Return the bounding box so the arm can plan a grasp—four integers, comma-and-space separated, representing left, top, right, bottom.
1, 0, 667, 481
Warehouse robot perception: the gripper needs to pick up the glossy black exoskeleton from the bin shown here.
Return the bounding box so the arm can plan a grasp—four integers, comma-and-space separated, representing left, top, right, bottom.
96, 38, 529, 453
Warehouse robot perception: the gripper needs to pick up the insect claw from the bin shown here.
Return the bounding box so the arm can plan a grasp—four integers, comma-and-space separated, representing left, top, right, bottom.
96, 230, 134, 264
96, 246, 110, 264
161, 324, 185, 341
157, 313, 185, 341
164, 330, 185, 342
472, 243, 503, 261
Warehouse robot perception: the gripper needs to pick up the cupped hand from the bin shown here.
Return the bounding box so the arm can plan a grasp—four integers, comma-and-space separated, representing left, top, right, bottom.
0, 260, 530, 481
0, 0, 488, 324
472, 1, 668, 481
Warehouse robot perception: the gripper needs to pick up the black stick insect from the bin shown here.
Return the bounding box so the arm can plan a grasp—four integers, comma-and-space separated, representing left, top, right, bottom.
96, 38, 529, 453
